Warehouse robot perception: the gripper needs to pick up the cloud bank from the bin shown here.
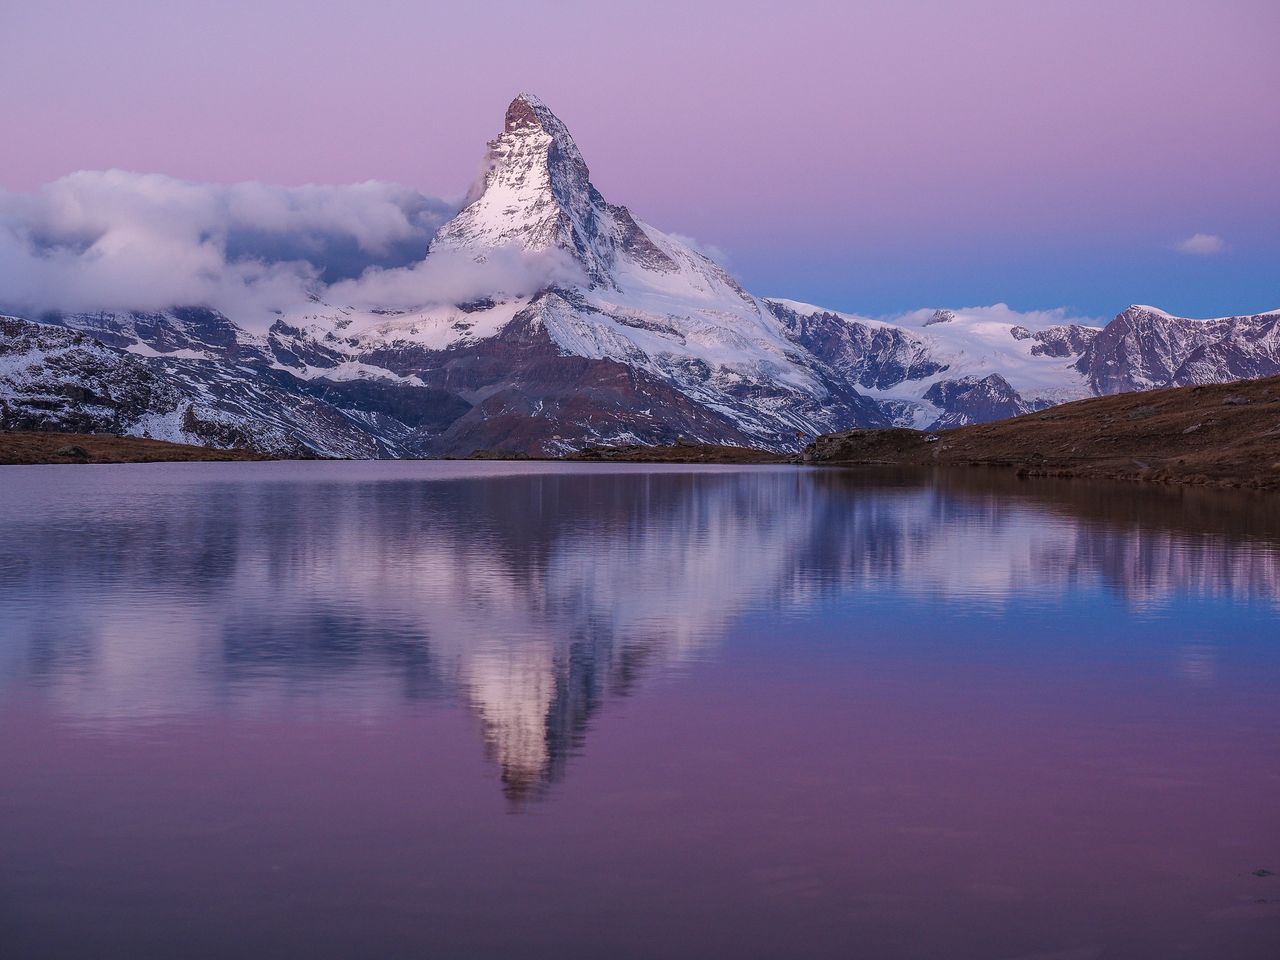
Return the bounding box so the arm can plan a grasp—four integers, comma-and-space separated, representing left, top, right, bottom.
1176, 232, 1226, 256
0, 171, 470, 324
326, 247, 587, 310
0, 171, 598, 327
885, 303, 1102, 331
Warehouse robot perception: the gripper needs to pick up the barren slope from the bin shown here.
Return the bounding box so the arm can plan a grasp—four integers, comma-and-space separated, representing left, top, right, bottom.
0, 431, 275, 465
804, 375, 1280, 488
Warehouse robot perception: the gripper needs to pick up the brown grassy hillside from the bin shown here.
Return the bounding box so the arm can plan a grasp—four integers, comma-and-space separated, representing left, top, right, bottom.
0, 432, 273, 465
804, 376, 1280, 489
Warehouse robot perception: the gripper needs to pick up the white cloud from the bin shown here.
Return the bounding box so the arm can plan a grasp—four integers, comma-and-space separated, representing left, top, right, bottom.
328, 246, 588, 309
883, 303, 1103, 332
1176, 232, 1226, 256
0, 171, 457, 326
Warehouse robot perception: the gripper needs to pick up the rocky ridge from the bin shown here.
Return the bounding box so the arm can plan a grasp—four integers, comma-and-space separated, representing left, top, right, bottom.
3, 97, 1278, 457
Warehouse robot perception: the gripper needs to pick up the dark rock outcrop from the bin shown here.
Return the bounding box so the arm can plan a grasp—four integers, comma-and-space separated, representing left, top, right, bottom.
1031, 323, 1097, 358
1077, 306, 1280, 394
923, 374, 1035, 429
767, 300, 945, 391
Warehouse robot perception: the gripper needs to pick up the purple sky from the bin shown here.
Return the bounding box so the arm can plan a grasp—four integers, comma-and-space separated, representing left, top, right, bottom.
2, 0, 1276, 317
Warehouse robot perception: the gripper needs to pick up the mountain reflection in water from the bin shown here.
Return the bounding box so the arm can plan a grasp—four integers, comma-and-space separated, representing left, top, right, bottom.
2, 462, 1278, 805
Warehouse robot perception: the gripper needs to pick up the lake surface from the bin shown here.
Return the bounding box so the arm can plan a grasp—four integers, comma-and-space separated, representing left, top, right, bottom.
1, 461, 1278, 959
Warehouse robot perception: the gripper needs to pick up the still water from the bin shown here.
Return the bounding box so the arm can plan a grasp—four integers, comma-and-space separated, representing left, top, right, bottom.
1, 461, 1277, 959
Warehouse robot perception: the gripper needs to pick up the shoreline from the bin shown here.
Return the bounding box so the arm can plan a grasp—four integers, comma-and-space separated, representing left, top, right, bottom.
0, 432, 272, 465
797, 375, 1280, 490
565, 375, 1280, 490
5, 374, 1278, 490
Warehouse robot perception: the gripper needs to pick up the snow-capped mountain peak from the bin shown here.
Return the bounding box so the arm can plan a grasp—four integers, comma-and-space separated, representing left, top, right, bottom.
501, 92, 585, 166
431, 94, 686, 290
6, 94, 1279, 459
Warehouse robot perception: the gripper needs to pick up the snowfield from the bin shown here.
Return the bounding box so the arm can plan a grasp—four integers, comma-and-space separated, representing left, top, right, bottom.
3, 94, 1278, 457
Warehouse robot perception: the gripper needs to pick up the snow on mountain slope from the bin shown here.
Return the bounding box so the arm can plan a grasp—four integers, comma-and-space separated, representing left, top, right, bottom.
431, 93, 697, 290
407, 93, 878, 444
4, 94, 1277, 455
258, 93, 891, 449
767, 300, 1101, 428
0, 315, 419, 457
1078, 304, 1280, 395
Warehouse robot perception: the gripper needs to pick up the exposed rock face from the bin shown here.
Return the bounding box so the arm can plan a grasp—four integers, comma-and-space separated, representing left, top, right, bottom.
760, 301, 1106, 430
346, 92, 888, 453
1077, 305, 1280, 394
0, 315, 418, 457
36, 307, 250, 360
430, 93, 681, 288
766, 301, 946, 391
922, 374, 1036, 429
2, 96, 1276, 457
1032, 324, 1097, 358
366, 295, 768, 456
0, 316, 180, 435
266, 318, 347, 369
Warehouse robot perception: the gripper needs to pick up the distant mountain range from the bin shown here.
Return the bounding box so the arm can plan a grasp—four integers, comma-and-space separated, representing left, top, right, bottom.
2, 94, 1278, 457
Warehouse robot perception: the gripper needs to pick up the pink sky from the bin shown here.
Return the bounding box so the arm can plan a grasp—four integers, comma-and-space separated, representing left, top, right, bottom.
2, 0, 1277, 315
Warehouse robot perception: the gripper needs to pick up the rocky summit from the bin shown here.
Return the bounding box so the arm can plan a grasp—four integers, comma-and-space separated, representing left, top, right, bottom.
2, 96, 1278, 458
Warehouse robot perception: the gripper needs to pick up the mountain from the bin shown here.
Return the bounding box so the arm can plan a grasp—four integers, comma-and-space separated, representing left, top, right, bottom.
1076, 304, 1280, 394
0, 315, 421, 457
802, 371, 1280, 489
2, 95, 1277, 456
298, 92, 890, 452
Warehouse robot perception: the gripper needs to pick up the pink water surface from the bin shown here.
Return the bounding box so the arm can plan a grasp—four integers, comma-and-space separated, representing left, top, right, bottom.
0, 462, 1277, 957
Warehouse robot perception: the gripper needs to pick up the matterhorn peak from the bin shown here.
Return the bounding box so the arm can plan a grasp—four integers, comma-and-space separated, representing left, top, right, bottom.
504, 92, 542, 129
429, 93, 593, 264
499, 93, 589, 179
504, 93, 556, 133
430, 93, 683, 288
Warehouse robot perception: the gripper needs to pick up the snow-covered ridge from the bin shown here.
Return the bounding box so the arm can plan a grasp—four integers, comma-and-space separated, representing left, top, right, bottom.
762, 300, 1105, 427
4, 94, 1279, 455
1128, 304, 1280, 323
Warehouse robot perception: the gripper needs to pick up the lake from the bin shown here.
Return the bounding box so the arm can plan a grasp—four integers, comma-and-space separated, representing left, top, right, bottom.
1, 461, 1277, 959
